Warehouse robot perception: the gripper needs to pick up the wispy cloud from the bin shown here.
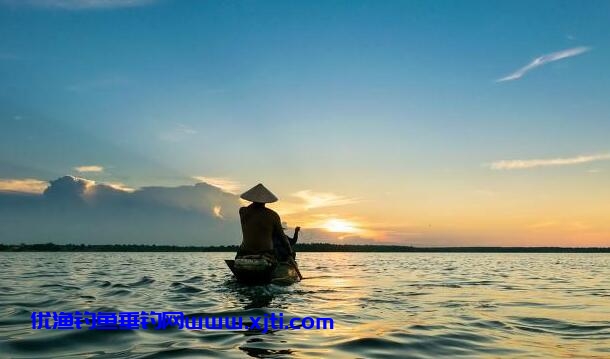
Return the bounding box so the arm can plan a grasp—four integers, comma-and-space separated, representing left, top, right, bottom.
158, 124, 197, 142
193, 176, 241, 194
497, 46, 590, 82
74, 165, 104, 173
105, 182, 135, 192
528, 220, 592, 231
0, 178, 48, 194
292, 190, 359, 210
490, 153, 610, 170
269, 201, 304, 216
1, 0, 156, 10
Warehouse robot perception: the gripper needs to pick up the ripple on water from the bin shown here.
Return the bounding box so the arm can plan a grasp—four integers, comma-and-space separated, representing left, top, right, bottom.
128, 276, 156, 287
511, 317, 610, 339
6, 326, 139, 355
182, 275, 204, 284
1, 252, 609, 358
88, 279, 112, 288
38, 283, 80, 291
137, 347, 221, 358
105, 288, 132, 297
170, 282, 203, 294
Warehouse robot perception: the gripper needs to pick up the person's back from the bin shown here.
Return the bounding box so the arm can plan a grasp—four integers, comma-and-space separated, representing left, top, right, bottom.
238, 203, 281, 254
236, 183, 300, 265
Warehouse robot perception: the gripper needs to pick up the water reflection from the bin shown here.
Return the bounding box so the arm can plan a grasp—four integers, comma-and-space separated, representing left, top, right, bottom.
239, 340, 293, 358
0, 252, 608, 358
223, 279, 277, 310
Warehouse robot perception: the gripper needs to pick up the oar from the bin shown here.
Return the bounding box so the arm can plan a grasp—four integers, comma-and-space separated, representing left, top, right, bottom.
290, 258, 303, 280
295, 264, 303, 281
291, 227, 303, 280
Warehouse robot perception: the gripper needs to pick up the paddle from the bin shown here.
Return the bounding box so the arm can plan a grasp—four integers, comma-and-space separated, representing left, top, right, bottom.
291, 227, 303, 280
293, 260, 303, 281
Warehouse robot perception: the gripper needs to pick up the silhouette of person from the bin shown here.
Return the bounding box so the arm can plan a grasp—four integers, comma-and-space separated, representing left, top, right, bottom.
236, 183, 299, 262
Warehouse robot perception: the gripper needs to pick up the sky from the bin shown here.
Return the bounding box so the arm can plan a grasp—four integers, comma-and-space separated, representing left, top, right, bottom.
1, 0, 609, 246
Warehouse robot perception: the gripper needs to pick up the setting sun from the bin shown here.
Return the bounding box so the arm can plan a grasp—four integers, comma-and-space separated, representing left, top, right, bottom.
323, 219, 359, 233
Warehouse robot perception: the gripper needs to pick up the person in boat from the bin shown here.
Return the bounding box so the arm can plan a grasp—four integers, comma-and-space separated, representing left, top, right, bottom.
237, 183, 299, 263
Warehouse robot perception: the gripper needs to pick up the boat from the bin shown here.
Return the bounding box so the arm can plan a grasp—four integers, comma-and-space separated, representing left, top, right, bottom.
225, 256, 302, 285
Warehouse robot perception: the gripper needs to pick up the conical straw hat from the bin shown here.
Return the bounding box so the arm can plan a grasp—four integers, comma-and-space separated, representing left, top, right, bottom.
240, 183, 278, 203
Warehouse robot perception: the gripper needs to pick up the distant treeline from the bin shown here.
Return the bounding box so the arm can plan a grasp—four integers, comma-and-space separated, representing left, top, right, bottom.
0, 242, 609, 253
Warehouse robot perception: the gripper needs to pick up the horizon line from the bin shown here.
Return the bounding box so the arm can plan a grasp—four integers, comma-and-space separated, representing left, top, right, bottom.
2, 242, 609, 252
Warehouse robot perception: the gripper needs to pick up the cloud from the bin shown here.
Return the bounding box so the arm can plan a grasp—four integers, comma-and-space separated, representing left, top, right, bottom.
292, 190, 359, 210
0, 175, 242, 245
497, 46, 590, 82
193, 176, 241, 194
158, 124, 197, 142
0, 178, 48, 194
41, 176, 134, 196
106, 182, 135, 192
269, 201, 305, 216
0, 177, 419, 245
528, 220, 592, 231
295, 212, 387, 241
43, 176, 103, 201
0, 0, 156, 10
490, 153, 610, 170
74, 165, 104, 173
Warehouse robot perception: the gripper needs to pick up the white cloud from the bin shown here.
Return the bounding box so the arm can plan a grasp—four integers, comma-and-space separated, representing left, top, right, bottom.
292, 190, 359, 210
193, 176, 241, 194
0, 178, 48, 194
158, 124, 197, 142
74, 165, 104, 173
0, 175, 242, 245
497, 46, 590, 82
1, 0, 156, 9
106, 182, 135, 192
490, 153, 610, 170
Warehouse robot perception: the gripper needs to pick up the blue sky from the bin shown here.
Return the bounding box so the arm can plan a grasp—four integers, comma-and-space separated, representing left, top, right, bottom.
1, 0, 609, 245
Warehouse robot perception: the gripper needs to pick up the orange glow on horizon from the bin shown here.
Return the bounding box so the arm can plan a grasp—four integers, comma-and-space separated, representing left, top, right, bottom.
323, 218, 360, 234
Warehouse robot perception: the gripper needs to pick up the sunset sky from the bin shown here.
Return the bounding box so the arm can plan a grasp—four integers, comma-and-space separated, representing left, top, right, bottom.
1, 0, 609, 246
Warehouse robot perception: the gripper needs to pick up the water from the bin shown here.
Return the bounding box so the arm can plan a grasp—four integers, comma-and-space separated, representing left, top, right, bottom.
1, 252, 609, 358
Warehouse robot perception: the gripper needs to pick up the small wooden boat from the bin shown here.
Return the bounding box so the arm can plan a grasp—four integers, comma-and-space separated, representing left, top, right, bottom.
225, 258, 301, 285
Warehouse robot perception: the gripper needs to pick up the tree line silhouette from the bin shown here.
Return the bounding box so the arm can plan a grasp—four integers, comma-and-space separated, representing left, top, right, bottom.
0, 242, 608, 252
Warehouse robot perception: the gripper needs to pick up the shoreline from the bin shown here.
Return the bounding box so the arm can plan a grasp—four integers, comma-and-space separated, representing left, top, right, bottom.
1, 243, 609, 253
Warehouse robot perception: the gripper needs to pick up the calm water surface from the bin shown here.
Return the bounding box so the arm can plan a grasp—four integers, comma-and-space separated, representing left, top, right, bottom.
1, 252, 609, 358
